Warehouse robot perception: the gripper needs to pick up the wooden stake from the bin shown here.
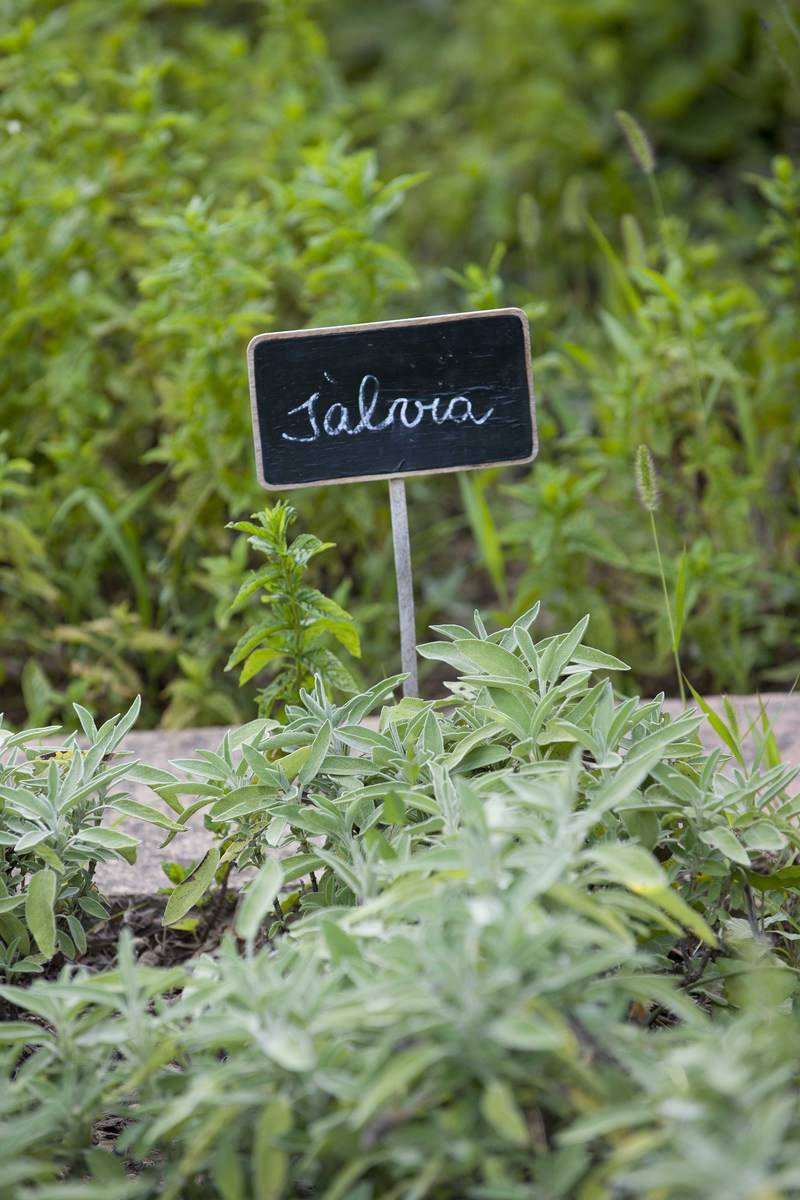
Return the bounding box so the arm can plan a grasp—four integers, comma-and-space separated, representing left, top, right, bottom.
388, 477, 418, 697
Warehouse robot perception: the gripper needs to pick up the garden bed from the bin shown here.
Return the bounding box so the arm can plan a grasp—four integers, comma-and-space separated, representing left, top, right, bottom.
3, 616, 800, 1196
88, 692, 800, 898
14, 687, 798, 981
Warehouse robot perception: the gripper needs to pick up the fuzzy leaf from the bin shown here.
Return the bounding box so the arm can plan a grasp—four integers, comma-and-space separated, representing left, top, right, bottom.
74, 826, 140, 855
454, 639, 529, 683
163, 848, 221, 926
236, 858, 284, 943
481, 1079, 529, 1146
298, 721, 332, 787
25, 869, 57, 959
700, 826, 751, 866
252, 1098, 293, 1200
589, 844, 716, 945
351, 1045, 443, 1126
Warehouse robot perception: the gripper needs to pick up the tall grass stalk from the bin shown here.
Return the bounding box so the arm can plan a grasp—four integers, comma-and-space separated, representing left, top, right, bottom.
635, 445, 686, 704
617, 110, 707, 448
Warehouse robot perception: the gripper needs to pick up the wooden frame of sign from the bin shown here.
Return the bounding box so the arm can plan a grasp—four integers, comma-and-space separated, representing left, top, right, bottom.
247, 308, 537, 491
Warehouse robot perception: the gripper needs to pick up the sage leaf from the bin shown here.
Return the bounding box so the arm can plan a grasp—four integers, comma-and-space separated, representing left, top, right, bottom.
25, 869, 57, 959
481, 1079, 529, 1146
235, 858, 284, 943
163, 848, 220, 926
700, 826, 751, 867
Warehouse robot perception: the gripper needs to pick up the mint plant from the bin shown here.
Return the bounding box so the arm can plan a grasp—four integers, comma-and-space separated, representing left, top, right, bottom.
225, 503, 360, 718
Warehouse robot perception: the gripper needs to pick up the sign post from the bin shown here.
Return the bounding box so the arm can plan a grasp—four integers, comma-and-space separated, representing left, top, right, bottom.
247, 308, 537, 693
387, 476, 418, 697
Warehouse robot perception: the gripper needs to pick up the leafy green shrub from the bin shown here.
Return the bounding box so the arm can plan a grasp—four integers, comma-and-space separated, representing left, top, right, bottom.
469, 153, 800, 695
225, 503, 360, 718
0, 697, 179, 972
0, 0, 418, 728
2, 1, 799, 726
4, 934, 800, 1197
327, 0, 800, 299
1, 610, 799, 1194
157, 604, 798, 945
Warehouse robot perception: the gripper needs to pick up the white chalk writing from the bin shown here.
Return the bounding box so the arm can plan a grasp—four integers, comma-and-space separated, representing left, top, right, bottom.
281, 374, 494, 443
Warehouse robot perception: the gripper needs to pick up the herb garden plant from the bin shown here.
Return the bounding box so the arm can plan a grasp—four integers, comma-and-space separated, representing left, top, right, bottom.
225, 503, 360, 718
2, 606, 800, 1196
0, 698, 178, 975
2, 1, 800, 1194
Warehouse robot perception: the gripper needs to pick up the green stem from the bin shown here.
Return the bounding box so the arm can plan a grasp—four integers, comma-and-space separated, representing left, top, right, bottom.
650, 510, 685, 704
646, 173, 665, 229
649, 172, 707, 460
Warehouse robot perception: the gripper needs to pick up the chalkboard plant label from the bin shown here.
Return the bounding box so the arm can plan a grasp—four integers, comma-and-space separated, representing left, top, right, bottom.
247, 308, 537, 489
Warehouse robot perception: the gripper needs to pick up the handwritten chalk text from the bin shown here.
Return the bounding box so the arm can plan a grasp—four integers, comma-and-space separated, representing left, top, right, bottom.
281, 374, 494, 443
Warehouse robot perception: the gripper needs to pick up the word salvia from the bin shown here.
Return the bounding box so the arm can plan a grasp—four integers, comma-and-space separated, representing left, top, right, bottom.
282, 373, 495, 443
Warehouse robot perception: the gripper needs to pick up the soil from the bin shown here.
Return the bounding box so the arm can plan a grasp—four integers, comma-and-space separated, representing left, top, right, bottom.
0, 892, 240, 1027
75, 890, 237, 971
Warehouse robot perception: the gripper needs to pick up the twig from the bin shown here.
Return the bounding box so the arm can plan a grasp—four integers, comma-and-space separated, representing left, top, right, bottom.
743, 882, 761, 940
272, 898, 287, 933
681, 943, 714, 988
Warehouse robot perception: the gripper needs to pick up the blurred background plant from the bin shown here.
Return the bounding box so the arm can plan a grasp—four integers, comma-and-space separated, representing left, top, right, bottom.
1, 0, 798, 727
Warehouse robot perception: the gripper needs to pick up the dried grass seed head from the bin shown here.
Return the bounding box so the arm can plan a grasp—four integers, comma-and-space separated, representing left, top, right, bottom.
616, 110, 656, 176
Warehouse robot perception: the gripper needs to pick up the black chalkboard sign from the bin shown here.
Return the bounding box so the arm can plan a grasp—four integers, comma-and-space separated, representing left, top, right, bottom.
247, 309, 537, 489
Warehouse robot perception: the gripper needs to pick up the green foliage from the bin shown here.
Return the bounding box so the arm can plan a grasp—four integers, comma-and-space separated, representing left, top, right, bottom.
225, 503, 360, 717
2, 0, 800, 1186
156, 604, 799, 953
1, 1, 799, 724
2, 611, 800, 1193
327, 0, 800, 296
163, 847, 220, 929
497, 154, 800, 694
0, 0, 416, 728
0, 697, 180, 972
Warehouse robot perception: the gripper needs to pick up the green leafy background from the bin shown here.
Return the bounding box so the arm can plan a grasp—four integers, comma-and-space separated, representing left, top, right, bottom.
1, 0, 799, 727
